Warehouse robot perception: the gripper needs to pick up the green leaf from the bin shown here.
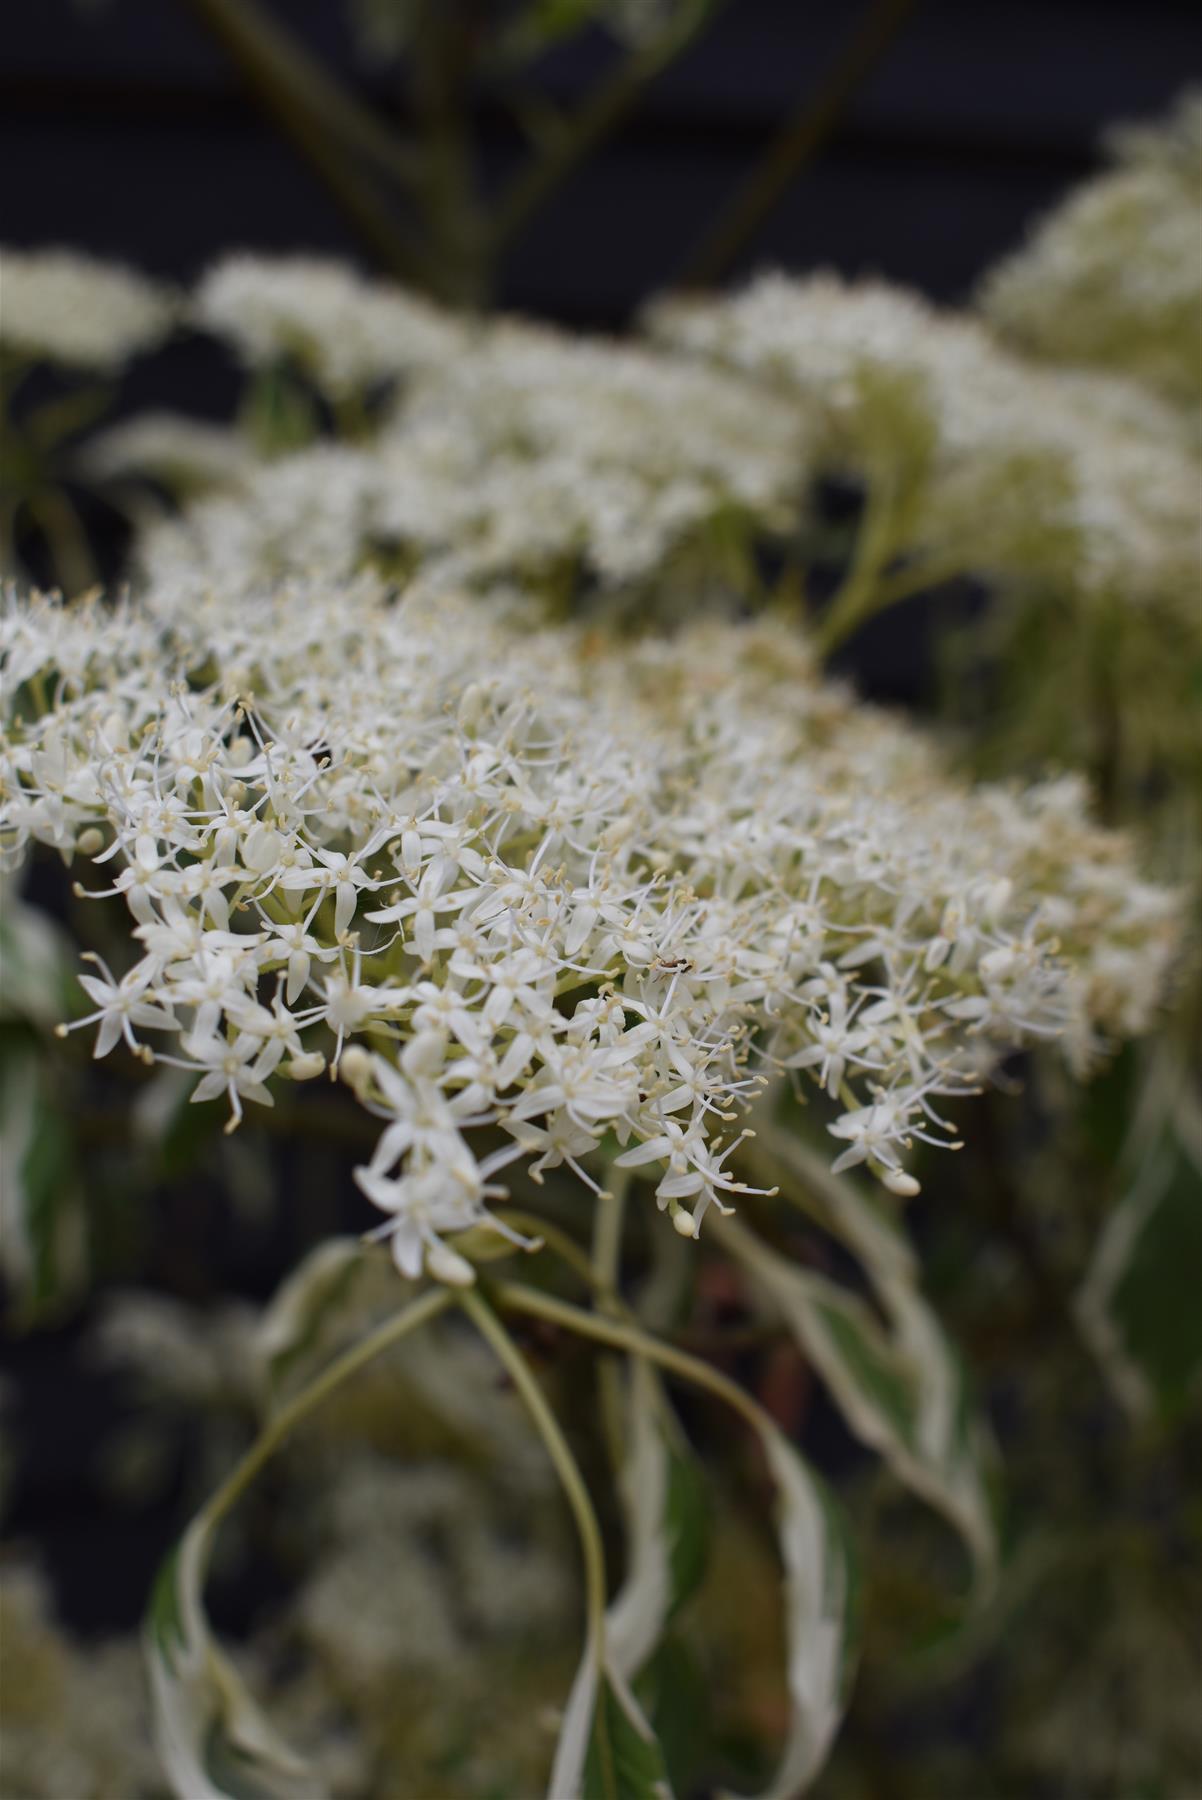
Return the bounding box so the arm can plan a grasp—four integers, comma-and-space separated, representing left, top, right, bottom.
144, 1515, 316, 1800
714, 1187, 997, 1587
0, 878, 76, 1024
635, 1637, 709, 1798
0, 1034, 86, 1318
551, 1362, 693, 1800
1077, 1093, 1202, 1417
606, 1360, 709, 1688
664, 1445, 708, 1614
717, 1427, 859, 1800
583, 1675, 675, 1800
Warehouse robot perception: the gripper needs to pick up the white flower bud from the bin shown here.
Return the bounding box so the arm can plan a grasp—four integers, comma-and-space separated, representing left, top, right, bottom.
338, 1044, 374, 1093
424, 1240, 476, 1287
881, 1168, 921, 1198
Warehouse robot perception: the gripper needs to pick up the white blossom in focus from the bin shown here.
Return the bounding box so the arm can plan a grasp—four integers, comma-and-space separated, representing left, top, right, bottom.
0, 578, 1180, 1281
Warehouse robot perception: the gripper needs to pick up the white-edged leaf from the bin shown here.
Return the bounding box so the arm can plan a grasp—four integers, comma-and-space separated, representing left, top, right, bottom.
253, 1236, 368, 1409
0, 877, 76, 1025
550, 1363, 705, 1800
145, 1514, 318, 1800
583, 1674, 676, 1800
563, 1392, 857, 1800
741, 1133, 997, 1584
722, 1209, 996, 1585
546, 1330, 855, 1799
1077, 1091, 1202, 1417
549, 1644, 675, 1800
606, 1360, 707, 1685
0, 1035, 86, 1316
719, 1426, 858, 1800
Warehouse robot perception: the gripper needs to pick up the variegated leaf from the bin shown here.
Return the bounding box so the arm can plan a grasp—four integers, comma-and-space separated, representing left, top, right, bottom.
715, 1146, 996, 1585
1077, 1090, 1202, 1417
718, 1426, 859, 1800
145, 1515, 317, 1800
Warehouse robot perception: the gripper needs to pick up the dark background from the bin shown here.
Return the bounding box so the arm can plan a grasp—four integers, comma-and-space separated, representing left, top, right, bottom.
4, 0, 1201, 327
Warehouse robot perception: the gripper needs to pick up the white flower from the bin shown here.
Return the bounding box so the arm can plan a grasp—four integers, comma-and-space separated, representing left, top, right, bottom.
2, 578, 1180, 1280
56, 955, 172, 1058
1, 248, 177, 370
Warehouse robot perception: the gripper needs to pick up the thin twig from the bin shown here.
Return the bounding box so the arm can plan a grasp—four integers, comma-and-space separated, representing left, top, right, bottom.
459, 1287, 609, 1661
488, 0, 732, 258
677, 0, 919, 289
181, 0, 422, 186
198, 1285, 454, 1530
179, 0, 428, 283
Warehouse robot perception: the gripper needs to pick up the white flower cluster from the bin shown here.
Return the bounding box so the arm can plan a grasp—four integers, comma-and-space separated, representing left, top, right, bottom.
0, 247, 177, 372
979, 89, 1202, 409
1, 577, 1178, 1282
193, 253, 468, 399
78, 411, 255, 497
646, 272, 1201, 608
145, 300, 806, 597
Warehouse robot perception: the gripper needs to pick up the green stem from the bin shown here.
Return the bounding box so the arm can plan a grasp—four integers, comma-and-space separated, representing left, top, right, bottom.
814, 471, 902, 658
678, 0, 918, 288
180, 0, 422, 187
592, 1167, 628, 1304
459, 1287, 608, 1667
411, 1, 486, 306
488, 0, 730, 259
592, 1168, 630, 1475
491, 1278, 771, 1439
197, 1285, 454, 1533
26, 487, 99, 598
179, 0, 428, 284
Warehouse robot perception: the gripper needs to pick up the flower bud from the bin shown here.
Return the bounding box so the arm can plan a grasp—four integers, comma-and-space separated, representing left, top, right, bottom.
425, 1239, 476, 1287
338, 1044, 373, 1094
882, 1168, 921, 1198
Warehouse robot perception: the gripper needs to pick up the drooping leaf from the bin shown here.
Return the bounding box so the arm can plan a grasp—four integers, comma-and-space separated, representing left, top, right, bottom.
1077, 1092, 1202, 1417
535, 1286, 858, 1800
252, 1235, 369, 1409
718, 1426, 859, 1800
0, 877, 76, 1024
145, 1517, 316, 1800
549, 1362, 690, 1800
635, 1636, 709, 1799
583, 1675, 676, 1800
0, 1033, 86, 1318
606, 1360, 708, 1687
715, 1187, 997, 1586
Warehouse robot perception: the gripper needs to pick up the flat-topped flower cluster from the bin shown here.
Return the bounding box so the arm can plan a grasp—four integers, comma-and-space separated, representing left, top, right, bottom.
1, 577, 1179, 1282
140, 281, 807, 601
0, 248, 178, 371
116, 245, 1198, 619
979, 88, 1202, 410
646, 272, 1200, 609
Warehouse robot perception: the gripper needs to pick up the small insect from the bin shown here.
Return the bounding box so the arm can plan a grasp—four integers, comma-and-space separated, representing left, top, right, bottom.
652, 954, 693, 974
